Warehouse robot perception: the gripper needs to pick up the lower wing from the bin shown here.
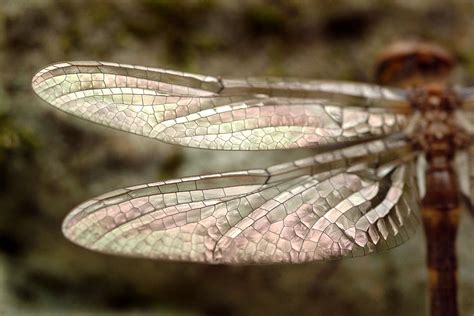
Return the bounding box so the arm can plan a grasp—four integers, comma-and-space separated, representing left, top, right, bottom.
62, 138, 420, 264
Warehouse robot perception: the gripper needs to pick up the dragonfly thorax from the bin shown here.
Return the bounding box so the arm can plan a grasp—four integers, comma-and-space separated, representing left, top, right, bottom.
409, 86, 469, 161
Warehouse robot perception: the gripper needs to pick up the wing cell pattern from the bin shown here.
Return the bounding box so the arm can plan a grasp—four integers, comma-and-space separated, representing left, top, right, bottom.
32, 62, 409, 150
62, 139, 420, 264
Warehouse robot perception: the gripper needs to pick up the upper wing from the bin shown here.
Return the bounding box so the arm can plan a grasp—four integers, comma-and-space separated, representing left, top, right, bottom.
62, 138, 420, 264
32, 61, 410, 150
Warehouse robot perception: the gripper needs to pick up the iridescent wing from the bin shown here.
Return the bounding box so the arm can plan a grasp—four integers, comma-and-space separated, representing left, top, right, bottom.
452, 88, 474, 214
32, 62, 411, 150
62, 139, 420, 264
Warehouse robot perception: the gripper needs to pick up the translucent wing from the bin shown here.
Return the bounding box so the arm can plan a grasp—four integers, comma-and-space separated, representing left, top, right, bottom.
459, 86, 474, 110
455, 147, 474, 215
62, 138, 420, 264
32, 62, 410, 150
455, 111, 474, 141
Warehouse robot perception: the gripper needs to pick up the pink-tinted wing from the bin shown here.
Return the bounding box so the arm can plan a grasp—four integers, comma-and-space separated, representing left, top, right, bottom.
32, 62, 410, 150
62, 138, 420, 264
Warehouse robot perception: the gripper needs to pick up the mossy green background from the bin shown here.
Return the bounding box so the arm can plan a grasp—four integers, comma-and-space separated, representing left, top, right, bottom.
0, 1, 473, 315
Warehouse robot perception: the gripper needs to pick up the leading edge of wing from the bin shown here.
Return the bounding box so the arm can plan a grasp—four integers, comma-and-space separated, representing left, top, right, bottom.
32, 61, 410, 150
32, 61, 409, 103
62, 138, 420, 264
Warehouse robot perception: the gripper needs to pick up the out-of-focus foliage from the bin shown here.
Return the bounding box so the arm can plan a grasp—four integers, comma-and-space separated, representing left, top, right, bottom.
0, 0, 473, 315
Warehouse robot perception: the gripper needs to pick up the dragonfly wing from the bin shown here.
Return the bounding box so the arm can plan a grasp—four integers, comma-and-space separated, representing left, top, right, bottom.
219, 77, 408, 105
215, 160, 419, 263
455, 148, 474, 216
32, 62, 410, 150
62, 138, 420, 263
459, 86, 474, 110
456, 110, 474, 137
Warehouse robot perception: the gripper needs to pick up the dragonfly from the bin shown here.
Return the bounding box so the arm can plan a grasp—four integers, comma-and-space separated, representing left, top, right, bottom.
32, 42, 473, 316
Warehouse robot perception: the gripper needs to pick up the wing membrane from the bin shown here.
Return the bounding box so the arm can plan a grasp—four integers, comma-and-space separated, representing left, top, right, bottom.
456, 110, 474, 138
32, 62, 410, 150
459, 86, 474, 110
455, 147, 474, 215
62, 139, 420, 264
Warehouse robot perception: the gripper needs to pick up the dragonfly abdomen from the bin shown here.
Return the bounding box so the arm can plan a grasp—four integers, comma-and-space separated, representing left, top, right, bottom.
422, 162, 460, 316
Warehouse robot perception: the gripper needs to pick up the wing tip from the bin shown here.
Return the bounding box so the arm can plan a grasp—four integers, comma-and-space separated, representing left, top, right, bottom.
31, 61, 102, 92
61, 207, 81, 244
32, 62, 70, 98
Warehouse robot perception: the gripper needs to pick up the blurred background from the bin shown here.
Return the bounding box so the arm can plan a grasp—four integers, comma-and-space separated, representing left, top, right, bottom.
0, 0, 473, 315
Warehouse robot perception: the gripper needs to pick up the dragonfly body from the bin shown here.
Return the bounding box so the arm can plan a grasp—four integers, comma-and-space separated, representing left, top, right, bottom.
32, 42, 472, 315
409, 85, 469, 316
378, 42, 470, 315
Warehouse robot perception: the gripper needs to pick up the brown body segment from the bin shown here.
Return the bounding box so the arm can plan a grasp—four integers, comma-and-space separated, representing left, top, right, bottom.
376, 41, 469, 316
422, 184, 460, 316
